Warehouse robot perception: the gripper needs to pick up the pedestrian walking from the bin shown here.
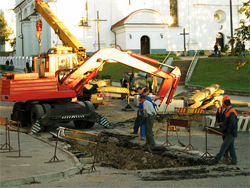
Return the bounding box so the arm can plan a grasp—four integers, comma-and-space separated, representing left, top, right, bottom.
241, 42, 246, 58
140, 94, 156, 147
217, 43, 221, 58
214, 42, 218, 57
214, 99, 238, 165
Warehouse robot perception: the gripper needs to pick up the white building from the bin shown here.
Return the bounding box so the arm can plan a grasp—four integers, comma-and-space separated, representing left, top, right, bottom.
13, 0, 249, 57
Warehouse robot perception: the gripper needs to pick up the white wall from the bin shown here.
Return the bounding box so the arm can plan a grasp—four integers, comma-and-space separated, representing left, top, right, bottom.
12, 0, 248, 57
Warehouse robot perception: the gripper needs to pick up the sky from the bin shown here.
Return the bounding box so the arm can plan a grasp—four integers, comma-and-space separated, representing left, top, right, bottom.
0, 0, 15, 11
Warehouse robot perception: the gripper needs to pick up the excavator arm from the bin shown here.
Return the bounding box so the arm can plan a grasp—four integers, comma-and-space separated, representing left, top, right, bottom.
59, 48, 181, 113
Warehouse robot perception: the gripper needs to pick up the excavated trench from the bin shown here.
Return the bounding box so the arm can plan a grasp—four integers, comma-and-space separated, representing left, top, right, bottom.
67, 131, 212, 170
65, 130, 250, 181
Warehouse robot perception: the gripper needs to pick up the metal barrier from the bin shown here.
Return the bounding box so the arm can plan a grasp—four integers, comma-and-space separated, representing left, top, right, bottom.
162, 119, 196, 151
0, 117, 32, 158
201, 125, 222, 158
204, 116, 250, 131
54, 127, 101, 172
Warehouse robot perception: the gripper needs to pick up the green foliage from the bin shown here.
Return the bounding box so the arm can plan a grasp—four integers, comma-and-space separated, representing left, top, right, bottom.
0, 51, 8, 56
238, 1, 250, 19
199, 50, 205, 55
95, 53, 178, 81
145, 53, 180, 61
227, 2, 250, 68
208, 53, 216, 57
0, 12, 13, 47
221, 44, 229, 53
9, 37, 16, 48
0, 65, 14, 71
236, 58, 249, 70
188, 58, 249, 91
95, 63, 141, 82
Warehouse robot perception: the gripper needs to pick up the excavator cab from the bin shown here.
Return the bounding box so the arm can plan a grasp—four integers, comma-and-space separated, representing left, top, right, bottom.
47, 46, 73, 54
33, 53, 79, 74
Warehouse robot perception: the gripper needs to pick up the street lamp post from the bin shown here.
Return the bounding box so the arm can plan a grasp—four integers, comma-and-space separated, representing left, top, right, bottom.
230, 0, 235, 56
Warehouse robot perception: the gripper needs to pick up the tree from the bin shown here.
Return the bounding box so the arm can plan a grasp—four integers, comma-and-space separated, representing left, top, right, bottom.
0, 12, 13, 53
228, 1, 250, 69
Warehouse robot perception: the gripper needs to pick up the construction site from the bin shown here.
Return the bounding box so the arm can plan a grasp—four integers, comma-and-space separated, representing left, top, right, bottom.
0, 0, 249, 187
0, 81, 249, 187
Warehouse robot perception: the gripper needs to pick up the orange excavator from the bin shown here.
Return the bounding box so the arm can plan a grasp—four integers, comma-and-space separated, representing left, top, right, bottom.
0, 0, 181, 131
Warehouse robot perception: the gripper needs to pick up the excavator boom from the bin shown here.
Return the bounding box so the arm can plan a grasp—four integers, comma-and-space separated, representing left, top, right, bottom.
59, 48, 181, 107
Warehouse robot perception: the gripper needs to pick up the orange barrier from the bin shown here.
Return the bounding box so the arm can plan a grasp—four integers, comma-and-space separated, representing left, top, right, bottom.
176, 108, 204, 114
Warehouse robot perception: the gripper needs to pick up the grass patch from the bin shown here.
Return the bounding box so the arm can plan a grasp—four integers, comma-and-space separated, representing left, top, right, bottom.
145, 53, 180, 61
188, 58, 249, 91
96, 63, 141, 81
96, 53, 180, 82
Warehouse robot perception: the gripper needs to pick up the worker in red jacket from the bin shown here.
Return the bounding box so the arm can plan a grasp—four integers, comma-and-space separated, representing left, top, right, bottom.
215, 95, 230, 158
214, 99, 238, 165
216, 95, 230, 128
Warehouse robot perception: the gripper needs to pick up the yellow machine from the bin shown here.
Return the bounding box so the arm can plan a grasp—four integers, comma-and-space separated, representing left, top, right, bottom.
35, 0, 86, 64
34, 0, 105, 108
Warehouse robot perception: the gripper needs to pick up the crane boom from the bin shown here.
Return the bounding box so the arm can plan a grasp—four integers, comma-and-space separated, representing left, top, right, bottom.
34, 0, 86, 63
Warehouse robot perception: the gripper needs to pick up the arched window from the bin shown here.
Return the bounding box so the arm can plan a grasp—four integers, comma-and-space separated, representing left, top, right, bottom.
170, 0, 178, 26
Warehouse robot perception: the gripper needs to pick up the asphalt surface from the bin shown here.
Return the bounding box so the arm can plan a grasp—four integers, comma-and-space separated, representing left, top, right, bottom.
0, 68, 249, 187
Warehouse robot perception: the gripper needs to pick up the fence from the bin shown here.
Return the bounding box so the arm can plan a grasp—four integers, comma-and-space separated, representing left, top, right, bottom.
0, 56, 33, 70
204, 116, 250, 132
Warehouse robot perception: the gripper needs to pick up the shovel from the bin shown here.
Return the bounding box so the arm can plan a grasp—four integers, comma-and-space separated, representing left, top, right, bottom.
175, 126, 186, 147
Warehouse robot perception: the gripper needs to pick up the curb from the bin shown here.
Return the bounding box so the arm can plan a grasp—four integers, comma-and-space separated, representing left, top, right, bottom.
0, 134, 82, 187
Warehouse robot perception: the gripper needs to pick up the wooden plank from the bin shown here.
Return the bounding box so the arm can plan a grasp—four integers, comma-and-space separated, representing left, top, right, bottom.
169, 119, 190, 128
0, 117, 6, 125
205, 126, 222, 136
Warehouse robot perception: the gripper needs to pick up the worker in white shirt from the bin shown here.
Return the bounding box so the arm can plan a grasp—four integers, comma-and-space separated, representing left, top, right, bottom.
140, 94, 156, 147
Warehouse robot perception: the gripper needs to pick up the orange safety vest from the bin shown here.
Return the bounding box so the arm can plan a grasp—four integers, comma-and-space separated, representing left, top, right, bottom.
225, 108, 237, 118
218, 105, 223, 113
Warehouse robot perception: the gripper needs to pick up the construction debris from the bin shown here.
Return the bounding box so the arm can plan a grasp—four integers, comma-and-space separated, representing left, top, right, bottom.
174, 84, 224, 110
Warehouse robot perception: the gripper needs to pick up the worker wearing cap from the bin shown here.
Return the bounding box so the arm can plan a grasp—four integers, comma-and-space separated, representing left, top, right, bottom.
216, 95, 230, 128
131, 87, 144, 135
140, 94, 156, 147
216, 95, 231, 158
214, 99, 238, 165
